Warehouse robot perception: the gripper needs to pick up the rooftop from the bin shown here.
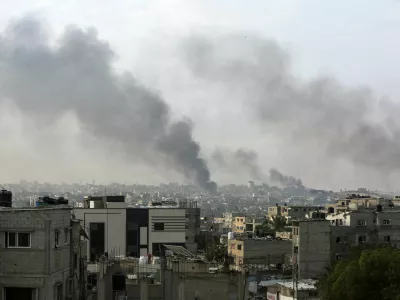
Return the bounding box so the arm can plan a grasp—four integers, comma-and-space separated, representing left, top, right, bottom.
278, 279, 317, 290
0, 206, 71, 212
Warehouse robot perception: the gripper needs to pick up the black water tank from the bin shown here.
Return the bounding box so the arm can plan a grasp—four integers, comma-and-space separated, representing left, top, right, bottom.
377, 204, 383, 212
112, 273, 126, 291
0, 190, 12, 207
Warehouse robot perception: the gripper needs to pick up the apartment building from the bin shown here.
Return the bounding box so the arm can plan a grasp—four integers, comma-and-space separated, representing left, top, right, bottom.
228, 238, 292, 269
0, 206, 87, 300
74, 196, 192, 260
292, 217, 331, 280
326, 207, 400, 261
268, 204, 321, 222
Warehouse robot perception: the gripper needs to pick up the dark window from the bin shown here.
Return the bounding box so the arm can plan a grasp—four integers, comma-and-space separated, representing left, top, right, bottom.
64, 228, 69, 244
7, 232, 16, 247
18, 233, 30, 247
237, 244, 242, 250
384, 236, 391, 242
74, 253, 78, 269
89, 223, 105, 261
5, 232, 30, 248
293, 246, 299, 253
55, 230, 60, 247
56, 283, 63, 300
154, 223, 164, 231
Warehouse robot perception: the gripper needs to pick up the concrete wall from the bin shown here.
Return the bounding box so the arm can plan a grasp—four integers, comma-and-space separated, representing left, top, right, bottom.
294, 220, 331, 279
0, 208, 73, 300
228, 239, 291, 266
148, 208, 186, 254
73, 207, 126, 259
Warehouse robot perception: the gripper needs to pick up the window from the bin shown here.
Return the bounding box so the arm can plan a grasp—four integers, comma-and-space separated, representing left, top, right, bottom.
5, 232, 31, 248
55, 230, 60, 247
357, 220, 367, 227
384, 236, 391, 242
358, 235, 367, 243
154, 223, 164, 231
74, 253, 78, 269
336, 236, 348, 243
64, 228, 69, 244
237, 244, 242, 250
55, 283, 63, 300
293, 246, 298, 253
309, 291, 318, 297
383, 219, 392, 226
339, 219, 343, 226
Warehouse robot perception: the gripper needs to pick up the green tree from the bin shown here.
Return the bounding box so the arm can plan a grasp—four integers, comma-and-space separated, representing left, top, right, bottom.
318, 246, 400, 300
267, 216, 287, 232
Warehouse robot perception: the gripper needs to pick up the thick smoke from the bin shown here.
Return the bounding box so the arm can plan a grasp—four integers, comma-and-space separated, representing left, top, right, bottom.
212, 147, 303, 187
211, 148, 267, 182
269, 168, 303, 187
0, 18, 216, 193
181, 35, 400, 174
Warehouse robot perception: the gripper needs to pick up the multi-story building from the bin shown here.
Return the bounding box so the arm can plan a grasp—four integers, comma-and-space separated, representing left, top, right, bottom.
74, 196, 193, 260
292, 217, 331, 280
268, 204, 321, 223
232, 215, 246, 233
228, 237, 292, 269
0, 205, 87, 300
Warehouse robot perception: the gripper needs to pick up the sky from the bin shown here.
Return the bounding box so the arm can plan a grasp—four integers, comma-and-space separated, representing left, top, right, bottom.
1, 0, 400, 190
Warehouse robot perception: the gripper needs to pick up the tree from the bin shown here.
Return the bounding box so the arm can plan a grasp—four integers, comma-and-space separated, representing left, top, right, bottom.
317, 246, 400, 300
267, 216, 287, 233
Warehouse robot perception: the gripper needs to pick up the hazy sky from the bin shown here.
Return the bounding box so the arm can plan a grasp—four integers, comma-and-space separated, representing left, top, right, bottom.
1, 1, 400, 190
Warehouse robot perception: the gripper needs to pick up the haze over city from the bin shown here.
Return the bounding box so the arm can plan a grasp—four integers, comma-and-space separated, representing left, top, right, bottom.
1, 1, 400, 191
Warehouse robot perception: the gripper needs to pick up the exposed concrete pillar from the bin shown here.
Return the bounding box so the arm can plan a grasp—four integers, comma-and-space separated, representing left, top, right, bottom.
140, 278, 148, 300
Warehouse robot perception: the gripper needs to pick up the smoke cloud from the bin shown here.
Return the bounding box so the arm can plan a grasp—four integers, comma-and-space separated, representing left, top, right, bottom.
212, 147, 303, 187
269, 168, 303, 188
211, 148, 267, 182
180, 35, 400, 175
0, 18, 216, 193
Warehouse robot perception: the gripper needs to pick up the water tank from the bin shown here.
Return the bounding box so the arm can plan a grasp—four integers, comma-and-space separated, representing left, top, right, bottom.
377, 204, 383, 212
228, 232, 235, 240
139, 256, 149, 265
0, 190, 12, 207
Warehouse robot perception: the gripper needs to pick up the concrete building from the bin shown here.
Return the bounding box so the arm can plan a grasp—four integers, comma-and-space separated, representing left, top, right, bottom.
267, 279, 319, 300
292, 219, 331, 280
228, 238, 292, 269
0, 206, 87, 300
268, 205, 321, 223
74, 197, 190, 260
180, 200, 200, 254
95, 245, 248, 300
232, 215, 246, 233
327, 208, 400, 261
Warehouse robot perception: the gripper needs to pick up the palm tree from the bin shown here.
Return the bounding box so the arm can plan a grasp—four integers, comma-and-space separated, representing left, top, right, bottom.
268, 215, 287, 232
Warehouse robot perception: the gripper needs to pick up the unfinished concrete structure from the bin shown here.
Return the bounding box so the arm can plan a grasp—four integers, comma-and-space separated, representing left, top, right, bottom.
292, 219, 331, 280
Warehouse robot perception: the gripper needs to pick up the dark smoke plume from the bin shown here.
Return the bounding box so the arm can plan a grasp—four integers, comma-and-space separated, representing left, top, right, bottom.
181, 35, 400, 174
0, 18, 216, 193
211, 148, 267, 182
269, 168, 303, 187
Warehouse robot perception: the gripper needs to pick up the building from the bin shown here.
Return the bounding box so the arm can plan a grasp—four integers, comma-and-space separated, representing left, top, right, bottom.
292, 218, 331, 279
267, 279, 319, 300
327, 208, 400, 261
95, 245, 248, 300
180, 200, 200, 254
0, 206, 87, 300
232, 215, 246, 233
74, 196, 191, 260
268, 204, 321, 223
228, 238, 292, 269
245, 217, 265, 233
